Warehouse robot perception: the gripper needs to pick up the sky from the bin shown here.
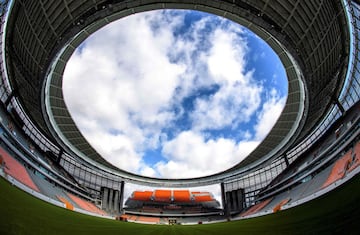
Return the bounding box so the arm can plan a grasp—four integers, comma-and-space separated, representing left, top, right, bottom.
63, 10, 287, 186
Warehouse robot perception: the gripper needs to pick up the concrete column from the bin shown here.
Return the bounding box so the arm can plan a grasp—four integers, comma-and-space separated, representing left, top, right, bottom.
119, 181, 125, 213
231, 190, 237, 211
221, 182, 230, 217
108, 188, 114, 213
114, 190, 119, 214
236, 189, 244, 212
102, 187, 109, 210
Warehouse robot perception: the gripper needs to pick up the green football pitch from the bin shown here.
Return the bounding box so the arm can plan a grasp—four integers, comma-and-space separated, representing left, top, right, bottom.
1, 174, 360, 235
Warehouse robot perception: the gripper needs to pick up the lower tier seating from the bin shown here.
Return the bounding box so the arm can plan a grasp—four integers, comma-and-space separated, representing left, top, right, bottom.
239, 198, 273, 217
322, 150, 353, 189
0, 146, 39, 192
67, 193, 107, 215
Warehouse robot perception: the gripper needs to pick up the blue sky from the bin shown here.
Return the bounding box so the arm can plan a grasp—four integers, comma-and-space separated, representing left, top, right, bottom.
63, 10, 287, 180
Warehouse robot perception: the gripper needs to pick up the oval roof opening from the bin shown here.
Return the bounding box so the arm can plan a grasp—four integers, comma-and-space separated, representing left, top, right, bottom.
63, 9, 288, 179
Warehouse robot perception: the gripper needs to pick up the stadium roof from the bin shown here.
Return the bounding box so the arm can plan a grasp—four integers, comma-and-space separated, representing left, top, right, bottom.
2, 0, 350, 185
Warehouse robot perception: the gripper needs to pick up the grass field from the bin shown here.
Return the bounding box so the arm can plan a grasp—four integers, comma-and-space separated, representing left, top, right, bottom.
1, 174, 360, 235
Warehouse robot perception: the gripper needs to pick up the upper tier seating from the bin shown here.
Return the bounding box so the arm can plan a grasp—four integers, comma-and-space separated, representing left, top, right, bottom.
173, 190, 191, 202
192, 192, 214, 202
132, 191, 153, 201
194, 195, 213, 202
129, 190, 217, 203
154, 190, 172, 202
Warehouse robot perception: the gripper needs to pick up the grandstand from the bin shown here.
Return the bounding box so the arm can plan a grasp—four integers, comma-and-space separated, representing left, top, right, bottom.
0, 0, 359, 234
0, 146, 39, 192
124, 189, 221, 219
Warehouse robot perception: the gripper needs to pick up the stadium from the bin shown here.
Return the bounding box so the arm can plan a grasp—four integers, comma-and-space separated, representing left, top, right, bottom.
0, 0, 360, 234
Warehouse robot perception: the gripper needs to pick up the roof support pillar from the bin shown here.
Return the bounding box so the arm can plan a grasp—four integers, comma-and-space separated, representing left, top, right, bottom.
333, 97, 345, 114
102, 187, 109, 211
283, 154, 290, 167
56, 148, 63, 164
108, 188, 114, 214
4, 90, 15, 108
119, 181, 125, 213
221, 182, 230, 218
114, 190, 119, 214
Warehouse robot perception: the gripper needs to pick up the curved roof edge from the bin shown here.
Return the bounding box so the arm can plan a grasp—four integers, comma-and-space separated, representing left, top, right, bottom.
42, 2, 306, 186
1, 0, 351, 187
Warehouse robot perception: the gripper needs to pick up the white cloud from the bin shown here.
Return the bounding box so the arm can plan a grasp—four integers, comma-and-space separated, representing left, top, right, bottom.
159, 131, 259, 178
207, 28, 247, 84
190, 81, 262, 131
190, 27, 263, 131
254, 89, 286, 140
64, 11, 187, 172
84, 131, 142, 173
139, 166, 157, 178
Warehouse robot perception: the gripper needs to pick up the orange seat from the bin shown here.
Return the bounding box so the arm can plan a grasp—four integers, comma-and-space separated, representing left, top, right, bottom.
0, 147, 39, 192
133, 191, 153, 201
240, 198, 273, 217
129, 189, 217, 203
67, 193, 107, 215
273, 198, 290, 213
348, 142, 360, 172
154, 190, 171, 202
194, 195, 213, 202
173, 190, 191, 202
137, 216, 160, 223
128, 215, 138, 221
322, 150, 352, 189
191, 192, 203, 194
191, 192, 214, 202
57, 195, 74, 210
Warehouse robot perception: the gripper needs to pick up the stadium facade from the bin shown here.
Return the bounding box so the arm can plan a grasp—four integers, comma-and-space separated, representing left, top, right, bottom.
0, 0, 359, 221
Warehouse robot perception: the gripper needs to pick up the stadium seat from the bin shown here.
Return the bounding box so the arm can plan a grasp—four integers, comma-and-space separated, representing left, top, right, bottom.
57, 195, 74, 210
0, 147, 39, 192
118, 214, 130, 221
322, 150, 352, 189
154, 190, 171, 202
137, 216, 160, 223
127, 215, 138, 221
191, 191, 204, 195
67, 193, 106, 215
348, 142, 360, 172
191, 192, 214, 202
173, 190, 191, 202
132, 191, 153, 201
142, 206, 162, 213
193, 195, 213, 202
273, 198, 291, 213
240, 198, 273, 217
